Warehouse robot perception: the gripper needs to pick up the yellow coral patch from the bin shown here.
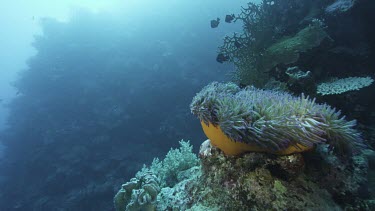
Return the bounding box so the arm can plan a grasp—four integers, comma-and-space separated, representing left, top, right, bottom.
200, 121, 312, 156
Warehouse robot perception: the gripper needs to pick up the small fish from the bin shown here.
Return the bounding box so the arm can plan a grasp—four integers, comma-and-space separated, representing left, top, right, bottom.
210, 18, 220, 28
234, 40, 242, 48
225, 14, 235, 23
239, 83, 247, 89
216, 53, 229, 63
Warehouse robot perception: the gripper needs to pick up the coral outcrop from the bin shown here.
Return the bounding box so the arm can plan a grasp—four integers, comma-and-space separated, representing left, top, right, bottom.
194, 139, 374, 210
114, 140, 374, 210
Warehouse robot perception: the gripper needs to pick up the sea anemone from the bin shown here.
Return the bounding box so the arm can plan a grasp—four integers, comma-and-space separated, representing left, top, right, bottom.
190, 82, 363, 156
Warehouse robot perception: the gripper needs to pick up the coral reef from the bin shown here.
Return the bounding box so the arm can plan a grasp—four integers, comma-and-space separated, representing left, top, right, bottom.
197, 140, 339, 210
195, 140, 374, 210
113, 0, 375, 209
215, 1, 375, 154
218, 0, 329, 87
190, 82, 363, 155
217, 0, 375, 116
115, 139, 374, 210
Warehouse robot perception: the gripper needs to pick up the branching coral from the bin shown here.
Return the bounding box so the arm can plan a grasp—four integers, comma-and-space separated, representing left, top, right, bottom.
191, 82, 363, 155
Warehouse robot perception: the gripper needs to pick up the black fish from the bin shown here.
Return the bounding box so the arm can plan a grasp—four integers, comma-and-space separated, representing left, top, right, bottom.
234, 40, 242, 48
210, 18, 220, 28
225, 14, 235, 23
239, 83, 247, 89
216, 53, 229, 63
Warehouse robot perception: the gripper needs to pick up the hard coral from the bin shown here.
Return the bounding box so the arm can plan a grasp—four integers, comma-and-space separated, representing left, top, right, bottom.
190, 82, 363, 156
260, 20, 328, 73
317, 76, 374, 95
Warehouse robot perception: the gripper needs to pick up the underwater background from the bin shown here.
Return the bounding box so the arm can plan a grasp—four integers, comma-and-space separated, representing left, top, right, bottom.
0, 0, 374, 210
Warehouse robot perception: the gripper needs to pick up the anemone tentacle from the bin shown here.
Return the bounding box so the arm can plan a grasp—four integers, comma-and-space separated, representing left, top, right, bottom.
191, 82, 363, 155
